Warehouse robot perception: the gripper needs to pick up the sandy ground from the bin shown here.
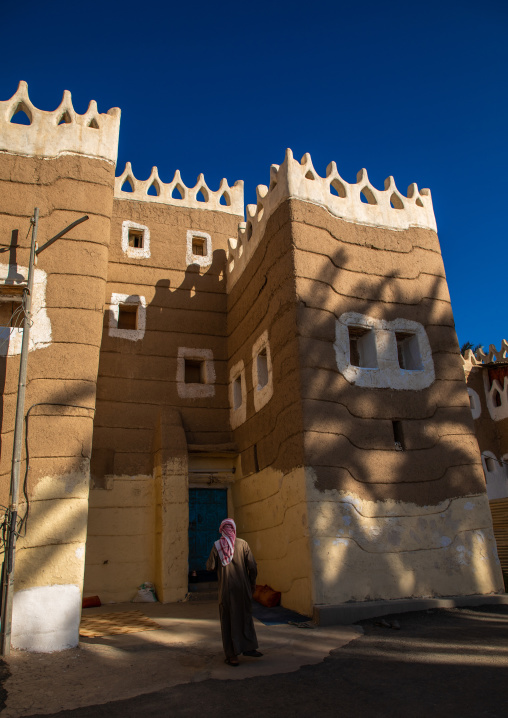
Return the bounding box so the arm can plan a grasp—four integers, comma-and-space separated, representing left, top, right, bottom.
2, 601, 361, 717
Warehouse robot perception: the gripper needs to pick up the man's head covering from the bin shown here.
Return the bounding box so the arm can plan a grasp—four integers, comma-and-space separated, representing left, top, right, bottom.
215, 518, 236, 567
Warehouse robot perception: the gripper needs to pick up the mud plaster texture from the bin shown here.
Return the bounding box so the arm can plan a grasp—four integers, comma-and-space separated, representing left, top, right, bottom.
0, 150, 115, 647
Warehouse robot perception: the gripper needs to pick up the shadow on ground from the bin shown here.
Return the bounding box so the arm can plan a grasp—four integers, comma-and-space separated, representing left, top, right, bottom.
23, 605, 508, 718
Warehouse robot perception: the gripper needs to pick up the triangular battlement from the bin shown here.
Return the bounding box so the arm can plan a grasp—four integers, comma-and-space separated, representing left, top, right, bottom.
227, 149, 437, 289
114, 163, 244, 216
0, 81, 121, 163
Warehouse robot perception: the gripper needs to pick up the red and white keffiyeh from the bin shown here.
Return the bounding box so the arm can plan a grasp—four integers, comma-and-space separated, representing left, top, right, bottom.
215, 518, 236, 567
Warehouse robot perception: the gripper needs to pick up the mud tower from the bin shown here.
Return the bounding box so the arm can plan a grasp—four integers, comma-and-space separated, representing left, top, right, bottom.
0, 82, 504, 651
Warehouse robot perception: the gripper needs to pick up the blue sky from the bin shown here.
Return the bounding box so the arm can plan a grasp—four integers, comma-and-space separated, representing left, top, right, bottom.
2, 0, 506, 351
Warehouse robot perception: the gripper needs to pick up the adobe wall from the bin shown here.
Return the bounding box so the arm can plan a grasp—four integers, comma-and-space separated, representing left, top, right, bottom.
0, 155, 115, 648
86, 193, 242, 602
227, 201, 312, 615
291, 198, 503, 604
465, 345, 508, 501
0, 82, 120, 650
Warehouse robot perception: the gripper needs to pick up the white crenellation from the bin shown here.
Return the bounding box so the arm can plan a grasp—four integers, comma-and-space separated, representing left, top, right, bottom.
227, 148, 437, 290
463, 339, 508, 369
115, 162, 244, 215
0, 81, 121, 163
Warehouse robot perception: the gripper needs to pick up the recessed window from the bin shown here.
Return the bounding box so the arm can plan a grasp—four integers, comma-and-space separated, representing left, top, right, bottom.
392, 420, 405, 451
485, 457, 496, 472
233, 375, 243, 410
256, 348, 269, 389
185, 359, 205, 384
0, 300, 22, 328
117, 303, 138, 330
186, 230, 212, 268
347, 326, 377, 368
192, 237, 205, 256
494, 390, 502, 407
396, 332, 423, 371
122, 221, 150, 258
128, 229, 144, 249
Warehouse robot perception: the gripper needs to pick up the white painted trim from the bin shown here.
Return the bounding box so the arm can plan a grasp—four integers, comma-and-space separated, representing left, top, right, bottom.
483, 371, 508, 422
121, 220, 150, 259
229, 360, 247, 428
0, 264, 52, 356
177, 347, 216, 398
481, 451, 508, 500
186, 230, 212, 269
12, 584, 82, 652
334, 313, 435, 390
252, 331, 273, 412
108, 293, 147, 341
0, 81, 120, 163
467, 387, 481, 420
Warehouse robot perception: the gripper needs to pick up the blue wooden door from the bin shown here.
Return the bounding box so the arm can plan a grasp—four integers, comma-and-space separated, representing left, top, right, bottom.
188, 488, 228, 573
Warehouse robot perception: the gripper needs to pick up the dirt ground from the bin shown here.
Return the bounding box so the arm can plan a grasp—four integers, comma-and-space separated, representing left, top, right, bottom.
7, 604, 508, 718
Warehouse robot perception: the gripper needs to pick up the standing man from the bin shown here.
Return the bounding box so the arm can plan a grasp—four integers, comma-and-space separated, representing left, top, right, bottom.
206, 518, 262, 666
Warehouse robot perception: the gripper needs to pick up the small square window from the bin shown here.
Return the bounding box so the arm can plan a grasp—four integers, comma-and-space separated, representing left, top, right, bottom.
117, 303, 138, 330
185, 359, 205, 384
0, 300, 22, 328
128, 229, 144, 249
348, 326, 377, 368
192, 237, 205, 256
396, 332, 423, 370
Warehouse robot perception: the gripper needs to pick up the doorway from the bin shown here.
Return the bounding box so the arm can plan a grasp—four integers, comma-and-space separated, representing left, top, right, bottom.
188, 488, 228, 576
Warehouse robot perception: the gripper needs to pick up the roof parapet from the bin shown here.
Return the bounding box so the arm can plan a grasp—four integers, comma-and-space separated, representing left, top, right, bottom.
227, 149, 437, 290
463, 339, 508, 370
0, 81, 121, 163
115, 162, 244, 216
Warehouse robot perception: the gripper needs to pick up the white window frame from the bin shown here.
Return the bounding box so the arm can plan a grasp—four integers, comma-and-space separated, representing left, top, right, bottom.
467, 387, 481, 420
121, 221, 151, 259
177, 347, 216, 399
252, 330, 273, 412
229, 360, 247, 428
186, 230, 212, 268
334, 313, 434, 390
109, 293, 147, 341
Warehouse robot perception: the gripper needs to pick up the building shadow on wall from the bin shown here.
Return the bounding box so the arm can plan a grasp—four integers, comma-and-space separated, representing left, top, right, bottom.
90, 248, 229, 484
298, 239, 501, 603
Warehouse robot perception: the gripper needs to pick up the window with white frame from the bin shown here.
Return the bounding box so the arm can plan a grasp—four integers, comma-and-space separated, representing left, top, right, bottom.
109, 293, 147, 341
186, 230, 212, 269
252, 331, 273, 412
121, 221, 150, 259
229, 360, 247, 428
334, 313, 434, 390
177, 347, 216, 398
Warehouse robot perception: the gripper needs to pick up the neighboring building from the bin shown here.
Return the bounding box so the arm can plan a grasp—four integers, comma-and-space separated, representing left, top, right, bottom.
463, 342, 508, 583
0, 81, 504, 652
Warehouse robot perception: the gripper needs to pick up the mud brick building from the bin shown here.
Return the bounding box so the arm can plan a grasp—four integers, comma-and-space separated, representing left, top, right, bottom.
0, 82, 504, 651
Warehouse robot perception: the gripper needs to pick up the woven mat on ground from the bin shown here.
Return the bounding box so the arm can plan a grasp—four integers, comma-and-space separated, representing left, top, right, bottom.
80, 610, 161, 637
